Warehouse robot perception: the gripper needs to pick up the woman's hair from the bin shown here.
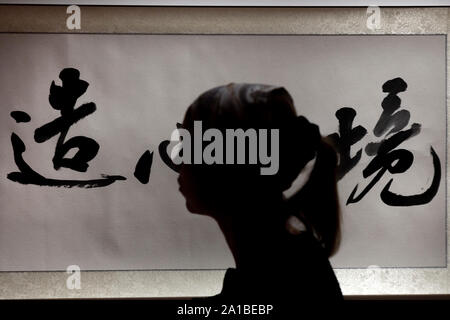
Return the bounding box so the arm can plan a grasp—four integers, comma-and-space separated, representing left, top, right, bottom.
181, 83, 341, 257
286, 137, 341, 257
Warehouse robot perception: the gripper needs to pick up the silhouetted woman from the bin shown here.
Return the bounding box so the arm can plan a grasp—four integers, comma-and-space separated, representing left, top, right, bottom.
177, 83, 343, 303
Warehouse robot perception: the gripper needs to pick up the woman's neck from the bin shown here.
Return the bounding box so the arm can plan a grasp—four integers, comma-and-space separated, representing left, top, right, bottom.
214, 199, 286, 270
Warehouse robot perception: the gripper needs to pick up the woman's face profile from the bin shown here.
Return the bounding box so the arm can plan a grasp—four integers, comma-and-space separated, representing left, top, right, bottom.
177, 165, 206, 215
175, 83, 313, 218
177, 156, 253, 218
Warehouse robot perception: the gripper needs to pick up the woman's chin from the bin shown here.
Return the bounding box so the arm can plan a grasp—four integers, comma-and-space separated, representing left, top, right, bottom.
185, 201, 200, 214
185, 200, 210, 216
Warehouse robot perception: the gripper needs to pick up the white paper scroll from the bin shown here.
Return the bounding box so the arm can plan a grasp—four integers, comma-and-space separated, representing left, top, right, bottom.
0, 34, 446, 271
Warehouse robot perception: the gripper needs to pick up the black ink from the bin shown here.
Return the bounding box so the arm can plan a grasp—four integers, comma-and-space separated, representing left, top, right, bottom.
380, 147, 441, 206
347, 149, 413, 204
158, 123, 182, 173
7, 133, 125, 188
328, 107, 367, 180
34, 102, 96, 143
134, 150, 154, 184
372, 77, 409, 137
347, 77, 441, 207
7, 68, 126, 188
34, 68, 99, 172
365, 123, 421, 156
10, 111, 31, 123
159, 140, 180, 173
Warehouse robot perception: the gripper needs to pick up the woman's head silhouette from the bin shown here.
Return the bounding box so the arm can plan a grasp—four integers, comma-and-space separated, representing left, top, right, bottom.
177, 83, 341, 259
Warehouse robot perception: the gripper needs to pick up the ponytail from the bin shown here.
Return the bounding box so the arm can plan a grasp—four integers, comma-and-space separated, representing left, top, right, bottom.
286, 138, 341, 257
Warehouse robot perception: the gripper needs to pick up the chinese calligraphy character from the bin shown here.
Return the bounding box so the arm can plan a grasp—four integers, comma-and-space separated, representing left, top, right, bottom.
7, 68, 126, 188
344, 77, 441, 206
327, 107, 367, 180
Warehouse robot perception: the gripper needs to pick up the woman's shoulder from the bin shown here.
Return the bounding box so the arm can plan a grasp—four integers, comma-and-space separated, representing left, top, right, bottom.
215, 264, 343, 302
